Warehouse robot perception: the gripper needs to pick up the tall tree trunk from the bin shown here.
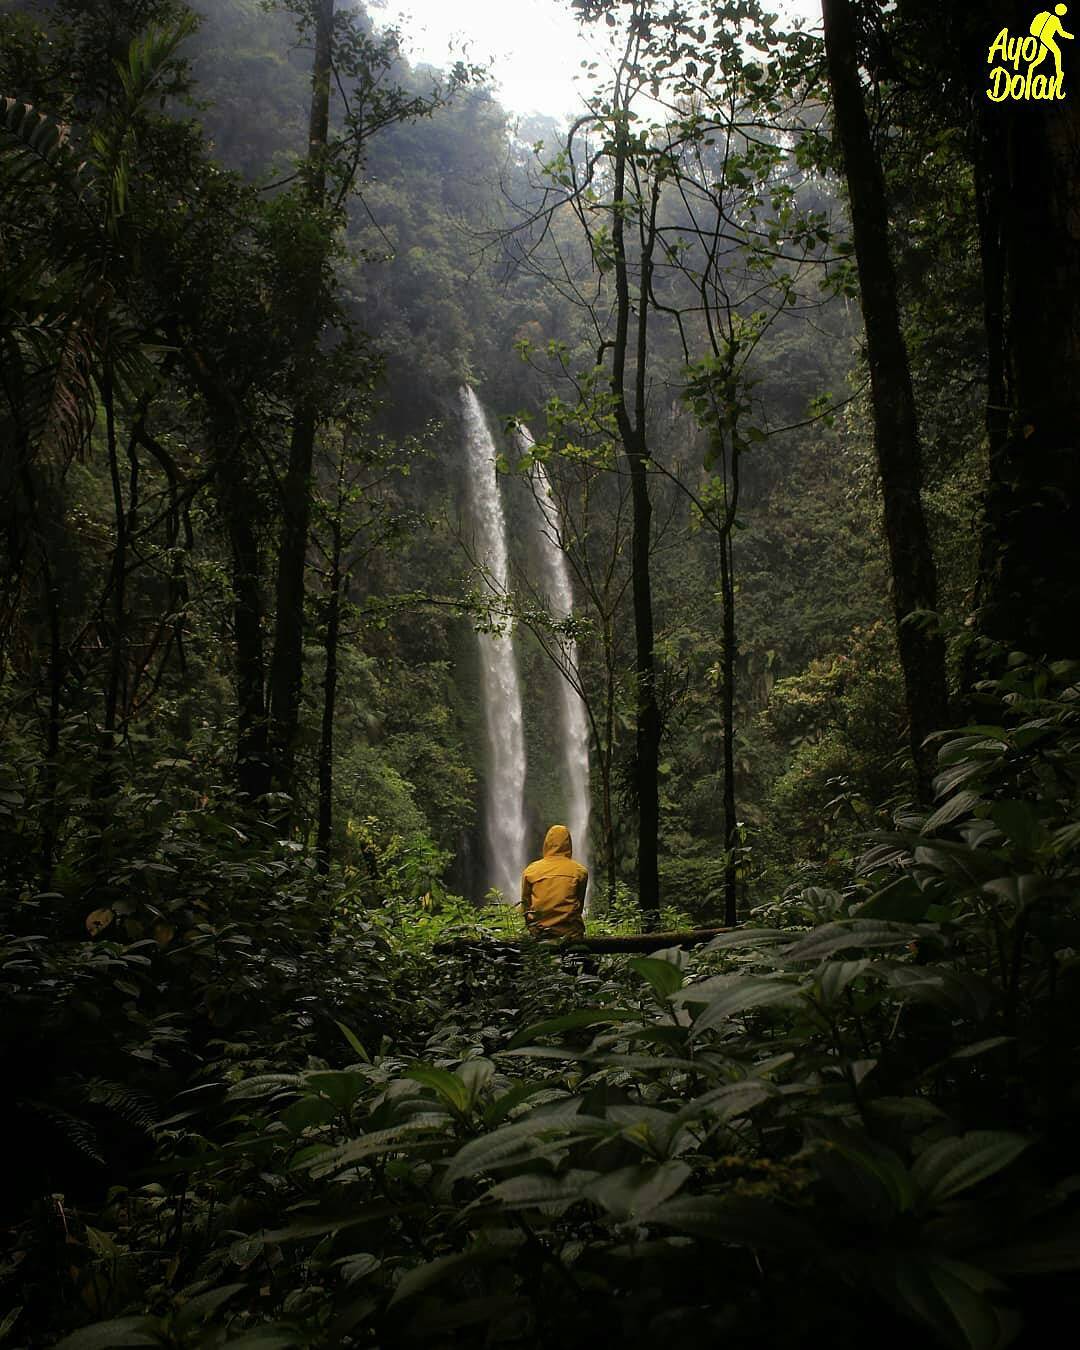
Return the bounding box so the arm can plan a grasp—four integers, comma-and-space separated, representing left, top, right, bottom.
610, 126, 661, 929
315, 513, 343, 875
268, 0, 335, 806
976, 8, 1080, 656
719, 528, 738, 927
822, 0, 949, 798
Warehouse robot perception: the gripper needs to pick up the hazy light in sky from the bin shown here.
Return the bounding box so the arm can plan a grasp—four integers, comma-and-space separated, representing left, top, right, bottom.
373, 0, 822, 120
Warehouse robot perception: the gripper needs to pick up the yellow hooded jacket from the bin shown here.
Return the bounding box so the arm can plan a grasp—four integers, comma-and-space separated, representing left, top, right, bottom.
521, 825, 588, 939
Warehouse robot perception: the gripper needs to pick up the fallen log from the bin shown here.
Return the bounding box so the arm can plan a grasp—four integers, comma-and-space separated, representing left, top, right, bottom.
434, 927, 732, 956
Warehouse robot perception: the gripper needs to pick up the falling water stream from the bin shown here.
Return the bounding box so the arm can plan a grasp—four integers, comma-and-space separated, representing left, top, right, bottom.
460, 387, 527, 901
517, 425, 592, 898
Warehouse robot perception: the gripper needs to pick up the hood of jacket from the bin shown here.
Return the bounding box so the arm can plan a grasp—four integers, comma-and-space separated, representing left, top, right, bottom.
542, 824, 573, 858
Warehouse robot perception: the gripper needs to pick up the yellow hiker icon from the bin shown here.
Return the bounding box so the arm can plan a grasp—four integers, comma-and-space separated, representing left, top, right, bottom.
1030, 4, 1075, 82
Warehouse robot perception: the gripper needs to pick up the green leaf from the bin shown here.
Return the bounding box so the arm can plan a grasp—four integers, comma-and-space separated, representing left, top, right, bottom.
682, 977, 802, 1039
811, 1126, 914, 1219
676, 1079, 776, 1125
703, 928, 788, 951
263, 1202, 412, 1243
0, 1308, 22, 1345
483, 1080, 553, 1128
506, 1007, 640, 1050
949, 1037, 1013, 1061
442, 1107, 602, 1190
304, 1070, 369, 1110
482, 1169, 599, 1212
584, 1161, 691, 1221
922, 790, 982, 833
301, 1124, 445, 1179
335, 1020, 370, 1062
390, 1237, 523, 1307
648, 1194, 817, 1248
857, 877, 935, 922
867, 1097, 946, 1123
54, 1320, 163, 1349
989, 800, 1044, 851
406, 1064, 470, 1114
814, 959, 871, 1004
784, 921, 921, 962
458, 1058, 495, 1104
628, 956, 685, 998
175, 1284, 245, 1332
912, 1132, 1029, 1208
889, 1254, 1017, 1350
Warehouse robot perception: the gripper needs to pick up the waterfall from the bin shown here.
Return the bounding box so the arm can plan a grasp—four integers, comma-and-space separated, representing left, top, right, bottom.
517, 425, 592, 895
460, 386, 527, 903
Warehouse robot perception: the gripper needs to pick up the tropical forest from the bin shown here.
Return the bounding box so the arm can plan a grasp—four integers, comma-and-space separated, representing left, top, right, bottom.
2, 0, 1080, 1345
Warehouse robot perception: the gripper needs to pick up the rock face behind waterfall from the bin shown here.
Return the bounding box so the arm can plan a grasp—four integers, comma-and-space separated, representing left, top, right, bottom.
460, 387, 527, 902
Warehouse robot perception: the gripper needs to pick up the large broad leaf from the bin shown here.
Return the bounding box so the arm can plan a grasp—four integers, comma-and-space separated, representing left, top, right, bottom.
174, 1285, 246, 1332
506, 1007, 641, 1050
703, 928, 789, 951
406, 1064, 470, 1114
684, 977, 802, 1039
889, 1254, 1018, 1350
628, 956, 685, 999
262, 1201, 412, 1243
389, 1238, 523, 1308
53, 1320, 163, 1349
784, 920, 922, 962
334, 1020, 370, 1062
857, 877, 935, 923
483, 1080, 557, 1128
299, 1124, 447, 1179
303, 1070, 370, 1110
441, 1105, 602, 1190
922, 790, 983, 834
814, 959, 871, 1004
584, 1161, 691, 1221
912, 1132, 1030, 1209
481, 1169, 600, 1212
647, 1194, 817, 1249
810, 1125, 914, 1220
675, 1079, 776, 1127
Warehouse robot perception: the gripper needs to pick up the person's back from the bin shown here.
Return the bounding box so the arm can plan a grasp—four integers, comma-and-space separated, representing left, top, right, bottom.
521, 825, 588, 940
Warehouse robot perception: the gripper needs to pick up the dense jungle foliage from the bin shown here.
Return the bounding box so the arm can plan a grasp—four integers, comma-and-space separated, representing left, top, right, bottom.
3, 0, 1080, 1345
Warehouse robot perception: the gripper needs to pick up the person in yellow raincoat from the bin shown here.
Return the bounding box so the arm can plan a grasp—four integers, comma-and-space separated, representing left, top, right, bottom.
520, 824, 588, 940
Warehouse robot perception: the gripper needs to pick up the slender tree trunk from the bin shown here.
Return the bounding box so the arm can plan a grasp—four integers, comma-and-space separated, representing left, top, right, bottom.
101, 367, 126, 765
316, 515, 343, 875
609, 125, 661, 928
719, 529, 738, 926
268, 0, 335, 806
38, 538, 63, 886
822, 0, 949, 797
223, 464, 271, 803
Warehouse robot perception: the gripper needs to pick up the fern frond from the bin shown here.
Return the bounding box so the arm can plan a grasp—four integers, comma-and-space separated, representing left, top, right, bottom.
83, 1077, 161, 1134
23, 1100, 105, 1166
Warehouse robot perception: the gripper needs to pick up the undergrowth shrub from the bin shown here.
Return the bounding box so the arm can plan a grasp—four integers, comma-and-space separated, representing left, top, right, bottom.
4, 661, 1080, 1348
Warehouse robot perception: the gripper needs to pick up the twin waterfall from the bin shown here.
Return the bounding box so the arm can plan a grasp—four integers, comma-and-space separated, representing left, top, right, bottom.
460, 387, 528, 903
518, 425, 592, 885
459, 386, 590, 905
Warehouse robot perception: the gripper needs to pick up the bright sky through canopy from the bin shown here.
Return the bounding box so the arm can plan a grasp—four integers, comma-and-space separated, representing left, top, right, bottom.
375, 0, 822, 120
